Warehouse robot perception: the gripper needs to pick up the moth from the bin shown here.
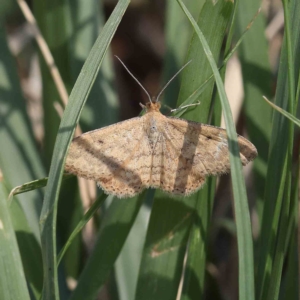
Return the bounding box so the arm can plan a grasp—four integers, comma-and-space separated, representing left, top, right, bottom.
65, 59, 257, 198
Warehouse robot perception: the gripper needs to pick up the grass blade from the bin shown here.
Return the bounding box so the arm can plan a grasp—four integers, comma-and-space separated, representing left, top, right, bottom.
263, 97, 300, 127
177, 1, 255, 299
163, 0, 203, 107
236, 0, 272, 223
135, 195, 194, 300
179, 1, 233, 299
0, 182, 31, 300
135, 1, 233, 299
39, 1, 130, 299
8, 174, 74, 200
115, 200, 152, 300
173, 9, 261, 119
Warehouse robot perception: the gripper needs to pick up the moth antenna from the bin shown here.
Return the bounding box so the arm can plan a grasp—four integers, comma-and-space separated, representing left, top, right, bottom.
156, 60, 192, 102
115, 55, 152, 103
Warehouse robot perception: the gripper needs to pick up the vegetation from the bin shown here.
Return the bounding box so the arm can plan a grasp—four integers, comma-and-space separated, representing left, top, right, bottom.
0, 0, 299, 299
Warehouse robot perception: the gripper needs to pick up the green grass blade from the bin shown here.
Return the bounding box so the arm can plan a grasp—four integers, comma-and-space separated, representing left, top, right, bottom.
177, 1, 255, 299
281, 202, 299, 300
135, 2, 233, 299
179, 1, 233, 299
0, 182, 31, 300
263, 97, 300, 127
266, 183, 296, 300
282, 0, 296, 110
173, 10, 260, 119
163, 0, 203, 107
115, 200, 152, 300
135, 195, 195, 300
70, 193, 145, 300
9, 178, 48, 200
8, 174, 73, 200
236, 0, 272, 223
39, 1, 130, 299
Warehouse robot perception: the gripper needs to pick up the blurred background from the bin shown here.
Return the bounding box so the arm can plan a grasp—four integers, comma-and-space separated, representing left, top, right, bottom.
0, 0, 290, 299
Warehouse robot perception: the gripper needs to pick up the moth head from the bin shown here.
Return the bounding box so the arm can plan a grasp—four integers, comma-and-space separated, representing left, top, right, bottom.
145, 101, 161, 112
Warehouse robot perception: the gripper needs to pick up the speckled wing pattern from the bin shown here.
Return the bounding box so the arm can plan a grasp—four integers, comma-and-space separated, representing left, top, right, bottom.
65, 111, 257, 198
65, 117, 152, 198
155, 117, 257, 196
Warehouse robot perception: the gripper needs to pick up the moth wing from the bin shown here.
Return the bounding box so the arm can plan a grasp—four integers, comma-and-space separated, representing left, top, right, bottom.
157, 117, 257, 196
65, 117, 152, 198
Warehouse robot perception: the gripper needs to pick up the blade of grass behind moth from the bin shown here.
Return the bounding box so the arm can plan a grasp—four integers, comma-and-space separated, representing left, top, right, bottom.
237, 0, 272, 223
177, 1, 255, 300
70, 193, 145, 300
134, 2, 233, 300
256, 0, 300, 298
200, 12, 235, 294
178, 1, 233, 300
0, 182, 31, 300
173, 11, 260, 119
162, 0, 203, 108
39, 1, 130, 299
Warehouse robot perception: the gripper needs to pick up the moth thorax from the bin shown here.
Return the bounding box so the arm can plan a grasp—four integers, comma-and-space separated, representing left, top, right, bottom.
146, 117, 160, 149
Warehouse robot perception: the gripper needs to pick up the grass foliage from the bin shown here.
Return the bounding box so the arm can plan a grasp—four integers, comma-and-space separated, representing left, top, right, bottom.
0, 0, 299, 299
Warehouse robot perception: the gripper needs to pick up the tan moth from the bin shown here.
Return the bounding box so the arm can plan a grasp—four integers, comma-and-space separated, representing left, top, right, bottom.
65, 59, 257, 198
